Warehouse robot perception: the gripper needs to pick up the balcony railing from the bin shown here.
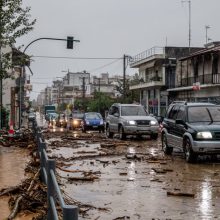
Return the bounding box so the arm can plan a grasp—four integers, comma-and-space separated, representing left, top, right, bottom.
130, 47, 164, 66
179, 73, 220, 87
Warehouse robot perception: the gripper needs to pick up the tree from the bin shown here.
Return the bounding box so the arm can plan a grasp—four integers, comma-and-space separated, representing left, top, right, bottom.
115, 73, 140, 104
88, 91, 114, 116
0, 0, 36, 78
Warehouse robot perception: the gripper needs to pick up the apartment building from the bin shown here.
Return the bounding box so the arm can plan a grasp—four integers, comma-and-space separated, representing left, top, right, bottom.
130, 46, 202, 116
168, 42, 220, 104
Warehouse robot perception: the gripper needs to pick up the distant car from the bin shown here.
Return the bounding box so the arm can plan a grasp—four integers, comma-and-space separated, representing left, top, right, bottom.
69, 112, 84, 130
81, 112, 104, 133
56, 114, 67, 128
28, 112, 36, 121
105, 103, 159, 140
161, 101, 220, 163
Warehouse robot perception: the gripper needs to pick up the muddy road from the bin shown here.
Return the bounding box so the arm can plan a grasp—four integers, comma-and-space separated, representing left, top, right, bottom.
44, 129, 220, 220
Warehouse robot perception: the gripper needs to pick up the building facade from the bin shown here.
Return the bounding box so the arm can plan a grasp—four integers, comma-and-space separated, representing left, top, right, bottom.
168, 42, 220, 104
130, 46, 202, 116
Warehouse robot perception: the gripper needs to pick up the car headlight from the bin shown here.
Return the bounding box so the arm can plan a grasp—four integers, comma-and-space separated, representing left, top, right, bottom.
100, 119, 104, 125
86, 120, 90, 125
196, 131, 212, 139
73, 120, 78, 125
150, 120, 158, 125
128, 120, 136, 125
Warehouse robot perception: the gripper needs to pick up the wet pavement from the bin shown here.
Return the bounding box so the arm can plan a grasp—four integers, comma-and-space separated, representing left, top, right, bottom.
45, 129, 220, 220
0, 146, 30, 219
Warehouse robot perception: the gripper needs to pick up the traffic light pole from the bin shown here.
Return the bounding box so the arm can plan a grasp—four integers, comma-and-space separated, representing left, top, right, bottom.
18, 36, 80, 129
23, 37, 80, 53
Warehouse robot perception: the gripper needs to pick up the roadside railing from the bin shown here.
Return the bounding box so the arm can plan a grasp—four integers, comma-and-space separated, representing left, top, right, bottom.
32, 119, 78, 220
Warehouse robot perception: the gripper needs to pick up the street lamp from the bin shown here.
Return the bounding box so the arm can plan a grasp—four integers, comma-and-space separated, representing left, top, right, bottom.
18, 36, 80, 129
182, 0, 191, 53
205, 25, 211, 45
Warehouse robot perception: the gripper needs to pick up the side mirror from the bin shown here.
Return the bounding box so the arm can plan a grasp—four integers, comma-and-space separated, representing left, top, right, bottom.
157, 116, 164, 123
113, 112, 119, 117
176, 119, 185, 125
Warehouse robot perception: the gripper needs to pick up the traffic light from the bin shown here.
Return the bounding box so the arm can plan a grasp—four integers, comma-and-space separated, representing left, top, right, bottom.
67, 36, 74, 49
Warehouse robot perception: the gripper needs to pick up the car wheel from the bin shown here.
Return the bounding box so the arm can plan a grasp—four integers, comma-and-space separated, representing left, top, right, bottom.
106, 125, 113, 138
184, 138, 197, 163
150, 133, 158, 140
119, 126, 126, 140
162, 133, 173, 155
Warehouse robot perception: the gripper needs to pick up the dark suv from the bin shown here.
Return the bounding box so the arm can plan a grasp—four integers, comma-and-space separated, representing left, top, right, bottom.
161, 101, 220, 163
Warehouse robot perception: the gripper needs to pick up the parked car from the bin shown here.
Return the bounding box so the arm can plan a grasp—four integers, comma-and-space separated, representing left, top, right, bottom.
161, 101, 220, 163
105, 103, 159, 140
81, 112, 104, 133
69, 112, 84, 130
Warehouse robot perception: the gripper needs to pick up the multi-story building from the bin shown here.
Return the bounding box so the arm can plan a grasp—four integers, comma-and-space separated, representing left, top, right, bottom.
59, 71, 90, 104
44, 86, 52, 105
130, 46, 202, 116
168, 42, 220, 104
1, 46, 30, 128
92, 73, 117, 97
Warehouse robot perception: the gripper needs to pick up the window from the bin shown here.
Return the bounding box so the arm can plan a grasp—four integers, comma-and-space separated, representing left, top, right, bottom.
188, 107, 211, 122
121, 106, 147, 116
109, 106, 119, 116
168, 105, 180, 120
176, 106, 186, 121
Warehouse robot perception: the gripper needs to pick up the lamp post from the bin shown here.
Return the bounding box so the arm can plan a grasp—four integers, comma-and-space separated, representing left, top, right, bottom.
182, 0, 191, 54
18, 36, 80, 128
205, 25, 211, 45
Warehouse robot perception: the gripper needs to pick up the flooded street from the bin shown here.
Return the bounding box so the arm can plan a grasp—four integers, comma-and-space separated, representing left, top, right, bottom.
0, 146, 30, 219
45, 130, 220, 220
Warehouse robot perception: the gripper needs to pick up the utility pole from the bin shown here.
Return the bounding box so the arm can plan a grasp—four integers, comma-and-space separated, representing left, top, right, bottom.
82, 77, 86, 111
123, 55, 132, 101
98, 78, 101, 113
123, 55, 126, 100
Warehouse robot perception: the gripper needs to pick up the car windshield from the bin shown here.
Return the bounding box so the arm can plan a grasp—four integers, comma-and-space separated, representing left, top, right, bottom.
86, 113, 102, 119
188, 106, 220, 122
121, 106, 148, 116
72, 113, 84, 119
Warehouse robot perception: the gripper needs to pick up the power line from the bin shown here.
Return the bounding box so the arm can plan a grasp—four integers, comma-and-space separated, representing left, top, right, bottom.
88, 58, 122, 72
32, 55, 123, 60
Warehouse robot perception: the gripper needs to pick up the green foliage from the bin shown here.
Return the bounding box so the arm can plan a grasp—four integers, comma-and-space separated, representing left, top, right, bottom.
58, 103, 67, 112
88, 92, 114, 116
115, 73, 140, 104
1, 106, 9, 128
0, 0, 36, 78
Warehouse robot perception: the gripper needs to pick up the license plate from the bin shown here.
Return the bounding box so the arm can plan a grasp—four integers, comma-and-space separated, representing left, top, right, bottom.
93, 126, 98, 128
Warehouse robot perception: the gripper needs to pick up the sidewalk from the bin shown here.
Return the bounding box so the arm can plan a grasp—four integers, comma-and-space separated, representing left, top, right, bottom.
0, 146, 30, 219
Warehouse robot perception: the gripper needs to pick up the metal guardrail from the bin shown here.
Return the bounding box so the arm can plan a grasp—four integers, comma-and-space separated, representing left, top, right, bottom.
32, 119, 78, 220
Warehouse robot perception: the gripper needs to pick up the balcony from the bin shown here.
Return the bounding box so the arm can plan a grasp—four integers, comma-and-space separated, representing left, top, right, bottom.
130, 76, 164, 90
178, 73, 220, 87
130, 47, 165, 68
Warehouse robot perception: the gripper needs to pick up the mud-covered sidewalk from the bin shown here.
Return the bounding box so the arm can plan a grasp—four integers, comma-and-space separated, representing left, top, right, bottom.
0, 128, 47, 220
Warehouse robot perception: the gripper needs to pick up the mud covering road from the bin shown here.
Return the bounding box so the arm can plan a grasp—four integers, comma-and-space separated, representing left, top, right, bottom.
44, 129, 220, 220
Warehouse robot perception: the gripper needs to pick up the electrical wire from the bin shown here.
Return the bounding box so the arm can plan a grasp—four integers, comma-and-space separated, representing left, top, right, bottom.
32, 55, 123, 60
88, 58, 122, 72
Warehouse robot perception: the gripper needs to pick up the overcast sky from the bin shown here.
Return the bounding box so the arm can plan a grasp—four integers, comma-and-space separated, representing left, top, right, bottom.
16, 0, 220, 99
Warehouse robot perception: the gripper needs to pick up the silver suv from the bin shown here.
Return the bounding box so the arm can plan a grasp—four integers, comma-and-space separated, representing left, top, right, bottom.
105, 103, 159, 140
